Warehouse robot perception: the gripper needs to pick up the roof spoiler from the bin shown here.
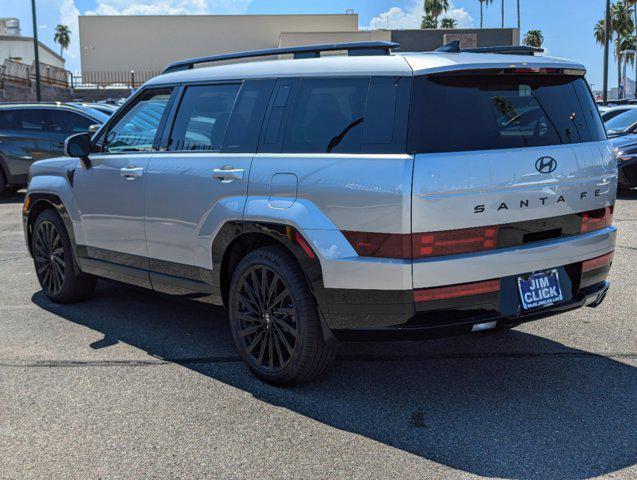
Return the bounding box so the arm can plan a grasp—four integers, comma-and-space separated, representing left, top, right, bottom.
435, 40, 543, 56
162, 41, 401, 74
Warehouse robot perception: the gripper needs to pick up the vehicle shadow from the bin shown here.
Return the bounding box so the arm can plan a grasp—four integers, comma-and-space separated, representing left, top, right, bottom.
617, 188, 637, 200
0, 191, 25, 204
31, 281, 636, 480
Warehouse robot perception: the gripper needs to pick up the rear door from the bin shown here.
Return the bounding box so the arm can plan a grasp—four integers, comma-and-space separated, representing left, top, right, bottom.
0, 108, 49, 180
144, 80, 274, 278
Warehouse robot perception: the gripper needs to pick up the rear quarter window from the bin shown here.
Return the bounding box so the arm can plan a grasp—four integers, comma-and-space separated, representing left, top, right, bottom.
408, 74, 606, 154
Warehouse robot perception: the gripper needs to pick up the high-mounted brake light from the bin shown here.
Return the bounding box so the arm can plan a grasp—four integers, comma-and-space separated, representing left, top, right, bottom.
581, 206, 613, 234
413, 279, 500, 303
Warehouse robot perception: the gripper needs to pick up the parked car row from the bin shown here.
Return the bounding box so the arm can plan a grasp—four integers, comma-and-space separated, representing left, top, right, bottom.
0, 102, 117, 194
598, 105, 637, 189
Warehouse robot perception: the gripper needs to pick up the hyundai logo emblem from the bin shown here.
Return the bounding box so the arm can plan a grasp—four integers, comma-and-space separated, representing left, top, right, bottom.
535, 156, 558, 174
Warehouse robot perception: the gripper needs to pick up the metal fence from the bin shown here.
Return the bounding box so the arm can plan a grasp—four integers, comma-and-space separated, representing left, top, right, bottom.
70, 70, 160, 89
0, 60, 160, 91
0, 59, 69, 88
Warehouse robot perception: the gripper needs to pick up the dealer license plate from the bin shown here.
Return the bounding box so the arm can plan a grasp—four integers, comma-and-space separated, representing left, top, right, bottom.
517, 269, 563, 310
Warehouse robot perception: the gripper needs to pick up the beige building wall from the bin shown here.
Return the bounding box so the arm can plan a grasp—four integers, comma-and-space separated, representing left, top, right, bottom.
0, 36, 65, 69
278, 30, 391, 49
79, 14, 359, 73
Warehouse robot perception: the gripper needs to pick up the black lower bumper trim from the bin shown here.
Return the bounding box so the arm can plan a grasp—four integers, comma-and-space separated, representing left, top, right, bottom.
332, 281, 610, 342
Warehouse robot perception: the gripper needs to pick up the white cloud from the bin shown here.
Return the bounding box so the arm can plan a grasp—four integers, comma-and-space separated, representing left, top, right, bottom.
368, 0, 473, 30
85, 0, 252, 16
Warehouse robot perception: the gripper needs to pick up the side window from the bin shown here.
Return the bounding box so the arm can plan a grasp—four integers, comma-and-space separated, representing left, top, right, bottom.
46, 110, 93, 136
222, 80, 275, 153
362, 77, 410, 153
102, 89, 172, 153
0, 109, 45, 131
169, 84, 240, 152
283, 78, 369, 154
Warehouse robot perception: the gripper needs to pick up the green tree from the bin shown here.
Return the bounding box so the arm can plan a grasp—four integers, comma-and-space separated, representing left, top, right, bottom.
440, 18, 457, 28
478, 0, 495, 29
596, 1, 635, 97
421, 14, 438, 29
53, 24, 71, 57
523, 29, 544, 47
424, 0, 450, 26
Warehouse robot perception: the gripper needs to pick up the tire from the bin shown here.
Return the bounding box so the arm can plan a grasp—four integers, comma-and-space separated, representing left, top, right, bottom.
32, 209, 97, 303
228, 245, 336, 385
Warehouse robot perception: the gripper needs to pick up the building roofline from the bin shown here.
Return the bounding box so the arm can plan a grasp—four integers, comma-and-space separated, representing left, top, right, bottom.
79, 13, 358, 19
0, 35, 64, 63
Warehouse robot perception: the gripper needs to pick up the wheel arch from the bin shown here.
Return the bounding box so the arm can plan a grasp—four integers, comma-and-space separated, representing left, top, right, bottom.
213, 221, 325, 309
24, 193, 78, 261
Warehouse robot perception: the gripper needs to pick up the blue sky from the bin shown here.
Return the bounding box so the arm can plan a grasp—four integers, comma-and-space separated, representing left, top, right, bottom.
2, 0, 614, 90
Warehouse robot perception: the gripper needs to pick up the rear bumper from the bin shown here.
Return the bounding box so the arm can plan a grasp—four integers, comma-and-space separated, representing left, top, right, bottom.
332, 281, 610, 342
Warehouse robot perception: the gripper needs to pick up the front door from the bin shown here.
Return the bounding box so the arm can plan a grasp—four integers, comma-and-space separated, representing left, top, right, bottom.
73, 88, 174, 283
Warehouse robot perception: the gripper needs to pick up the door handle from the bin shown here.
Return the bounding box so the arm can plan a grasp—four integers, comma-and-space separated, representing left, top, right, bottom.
120, 166, 144, 180
212, 166, 244, 183
53, 142, 64, 148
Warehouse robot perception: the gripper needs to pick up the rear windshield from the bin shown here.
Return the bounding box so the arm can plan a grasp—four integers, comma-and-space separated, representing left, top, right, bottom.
408, 74, 606, 153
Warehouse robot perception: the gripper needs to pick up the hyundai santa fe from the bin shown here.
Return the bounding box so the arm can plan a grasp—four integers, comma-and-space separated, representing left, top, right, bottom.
22, 41, 616, 385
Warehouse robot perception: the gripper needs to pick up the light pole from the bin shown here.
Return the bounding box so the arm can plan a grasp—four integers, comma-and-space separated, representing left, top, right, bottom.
621, 49, 637, 99
31, 0, 41, 101
603, 0, 611, 105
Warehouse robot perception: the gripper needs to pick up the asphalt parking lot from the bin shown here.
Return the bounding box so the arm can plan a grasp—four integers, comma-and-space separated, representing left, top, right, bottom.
0, 191, 635, 480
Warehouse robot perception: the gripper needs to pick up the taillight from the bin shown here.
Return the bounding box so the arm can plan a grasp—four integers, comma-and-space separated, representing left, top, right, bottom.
582, 251, 614, 273
413, 279, 500, 303
412, 226, 499, 258
581, 206, 613, 233
341, 231, 411, 259
343, 226, 499, 259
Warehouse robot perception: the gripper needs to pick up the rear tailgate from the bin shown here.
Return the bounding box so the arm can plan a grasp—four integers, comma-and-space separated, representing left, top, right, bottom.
408, 71, 617, 289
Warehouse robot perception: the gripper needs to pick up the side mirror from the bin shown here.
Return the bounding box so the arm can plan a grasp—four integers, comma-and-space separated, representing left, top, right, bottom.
65, 132, 92, 169
88, 124, 101, 135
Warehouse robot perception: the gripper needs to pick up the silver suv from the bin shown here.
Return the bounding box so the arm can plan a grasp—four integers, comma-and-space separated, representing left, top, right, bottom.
22, 42, 617, 385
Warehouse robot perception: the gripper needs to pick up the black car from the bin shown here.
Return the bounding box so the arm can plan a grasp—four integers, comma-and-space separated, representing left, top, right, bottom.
610, 135, 637, 189
0, 103, 108, 194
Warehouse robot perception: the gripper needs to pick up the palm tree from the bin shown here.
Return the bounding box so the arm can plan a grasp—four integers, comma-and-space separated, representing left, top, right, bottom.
478, 0, 495, 29
603, 1, 635, 96
523, 29, 544, 47
53, 24, 71, 57
421, 14, 438, 29
424, 0, 450, 27
440, 18, 457, 28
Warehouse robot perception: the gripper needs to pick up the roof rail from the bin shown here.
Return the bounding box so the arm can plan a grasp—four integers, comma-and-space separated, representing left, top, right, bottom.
162, 41, 400, 74
434, 40, 543, 56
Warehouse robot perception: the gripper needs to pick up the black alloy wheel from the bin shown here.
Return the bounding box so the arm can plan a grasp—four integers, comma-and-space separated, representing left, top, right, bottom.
234, 264, 299, 373
33, 219, 66, 296
228, 246, 336, 385
31, 209, 96, 303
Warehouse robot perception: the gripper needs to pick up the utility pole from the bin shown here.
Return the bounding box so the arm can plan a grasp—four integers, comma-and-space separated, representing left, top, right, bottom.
603, 0, 611, 105
31, 0, 42, 101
